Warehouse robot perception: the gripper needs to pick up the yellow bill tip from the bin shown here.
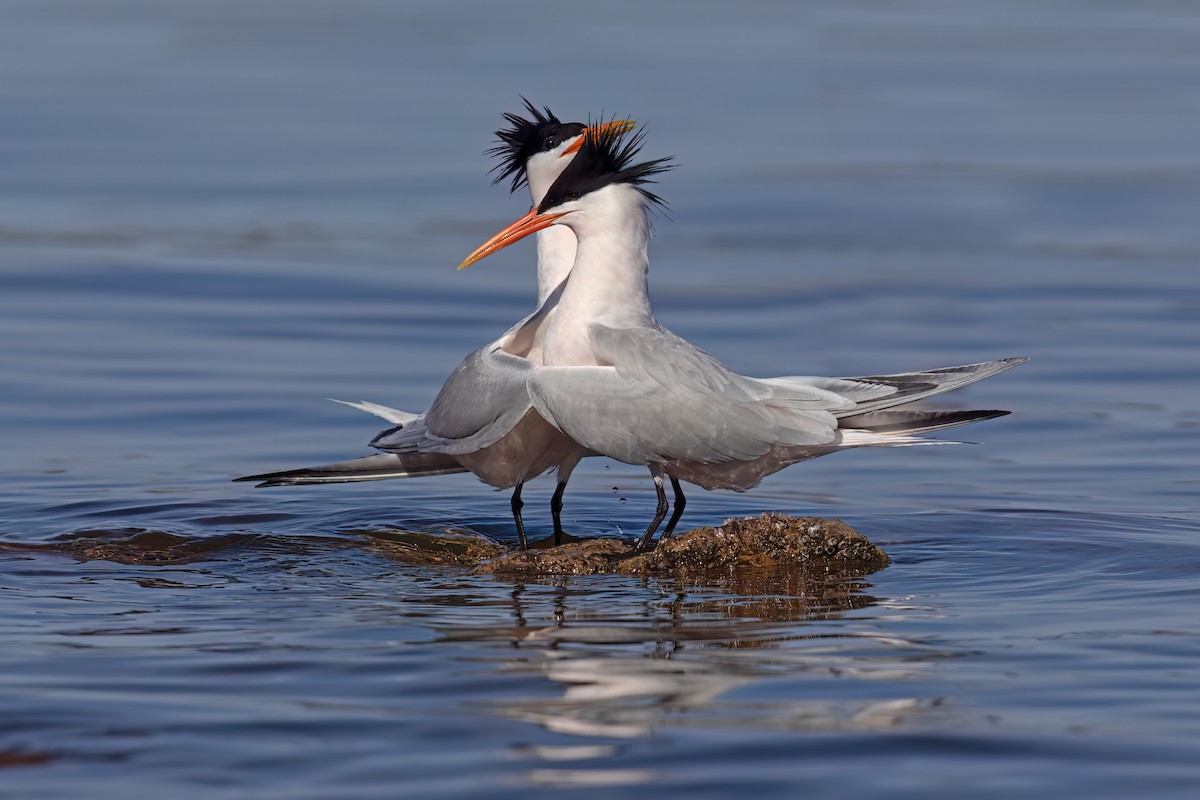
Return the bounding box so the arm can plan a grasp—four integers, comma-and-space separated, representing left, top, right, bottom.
561, 119, 637, 157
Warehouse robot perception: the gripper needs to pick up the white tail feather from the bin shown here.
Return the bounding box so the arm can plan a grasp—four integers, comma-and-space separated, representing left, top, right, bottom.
328, 399, 420, 425
839, 429, 963, 448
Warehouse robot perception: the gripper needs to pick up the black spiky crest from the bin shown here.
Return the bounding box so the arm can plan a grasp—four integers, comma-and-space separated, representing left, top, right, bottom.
536, 117, 674, 214
485, 97, 585, 194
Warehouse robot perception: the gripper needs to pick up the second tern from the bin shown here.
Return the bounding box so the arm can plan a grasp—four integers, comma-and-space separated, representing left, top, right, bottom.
459, 123, 1026, 549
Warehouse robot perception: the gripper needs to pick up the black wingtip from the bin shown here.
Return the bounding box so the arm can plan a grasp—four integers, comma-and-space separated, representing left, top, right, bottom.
368, 423, 405, 449
232, 472, 291, 487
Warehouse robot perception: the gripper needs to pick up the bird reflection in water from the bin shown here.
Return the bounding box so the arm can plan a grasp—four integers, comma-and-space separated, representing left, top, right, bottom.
435, 571, 955, 752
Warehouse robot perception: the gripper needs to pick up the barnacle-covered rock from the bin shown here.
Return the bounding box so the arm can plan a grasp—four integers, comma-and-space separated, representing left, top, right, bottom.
470, 514, 889, 578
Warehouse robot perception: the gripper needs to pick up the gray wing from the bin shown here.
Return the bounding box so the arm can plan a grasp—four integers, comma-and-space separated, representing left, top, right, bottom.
527, 324, 852, 465
768, 357, 1028, 417
367, 299, 564, 460
370, 301, 562, 458
371, 343, 537, 456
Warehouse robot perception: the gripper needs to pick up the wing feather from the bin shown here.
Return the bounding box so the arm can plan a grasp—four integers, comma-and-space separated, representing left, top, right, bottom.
528, 324, 848, 465
371, 344, 536, 456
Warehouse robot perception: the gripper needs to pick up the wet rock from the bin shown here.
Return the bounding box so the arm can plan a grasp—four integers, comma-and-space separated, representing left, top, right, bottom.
471, 514, 889, 578
0, 528, 255, 566
621, 514, 890, 576
360, 529, 507, 567
474, 537, 629, 576
628, 515, 892, 578
12, 516, 887, 579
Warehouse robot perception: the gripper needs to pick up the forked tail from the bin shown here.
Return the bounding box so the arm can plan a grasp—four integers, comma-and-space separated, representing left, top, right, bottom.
837, 408, 1011, 448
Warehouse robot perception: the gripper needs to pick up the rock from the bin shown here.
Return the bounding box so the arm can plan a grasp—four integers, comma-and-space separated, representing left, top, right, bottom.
360, 529, 507, 567
474, 537, 629, 576
470, 513, 889, 578
17, 516, 888, 580
6, 528, 256, 566
621, 514, 890, 576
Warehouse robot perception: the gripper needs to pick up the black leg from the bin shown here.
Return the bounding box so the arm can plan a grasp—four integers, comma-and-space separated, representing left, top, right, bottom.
510, 482, 528, 551
661, 477, 687, 539
551, 481, 567, 546
636, 474, 669, 552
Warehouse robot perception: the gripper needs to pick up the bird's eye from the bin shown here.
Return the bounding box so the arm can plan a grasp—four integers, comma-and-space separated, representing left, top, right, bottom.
542, 136, 561, 151
566, 192, 581, 201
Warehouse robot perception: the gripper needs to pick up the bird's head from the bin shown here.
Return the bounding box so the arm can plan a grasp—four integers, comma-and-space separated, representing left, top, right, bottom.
487, 98, 635, 204
463, 118, 674, 269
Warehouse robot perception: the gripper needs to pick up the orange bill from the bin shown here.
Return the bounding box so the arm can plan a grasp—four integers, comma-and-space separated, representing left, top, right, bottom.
561, 119, 637, 156
458, 209, 570, 270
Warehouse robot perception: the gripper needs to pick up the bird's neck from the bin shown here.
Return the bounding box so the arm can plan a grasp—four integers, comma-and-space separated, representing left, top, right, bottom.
543, 188, 656, 367
534, 225, 575, 307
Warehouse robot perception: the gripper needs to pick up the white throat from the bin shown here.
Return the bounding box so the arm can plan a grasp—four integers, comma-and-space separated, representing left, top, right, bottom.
526, 149, 579, 307
542, 184, 656, 367
534, 226, 575, 307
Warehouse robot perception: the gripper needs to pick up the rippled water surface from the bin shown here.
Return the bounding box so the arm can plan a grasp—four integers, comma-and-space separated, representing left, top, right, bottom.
2, 2, 1199, 797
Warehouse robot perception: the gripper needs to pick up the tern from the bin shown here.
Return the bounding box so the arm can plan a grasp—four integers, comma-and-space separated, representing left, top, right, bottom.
237, 102, 634, 549
459, 122, 1027, 550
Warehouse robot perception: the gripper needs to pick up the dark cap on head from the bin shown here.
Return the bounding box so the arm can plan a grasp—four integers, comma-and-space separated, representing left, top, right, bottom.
486, 97, 586, 194
537, 118, 674, 213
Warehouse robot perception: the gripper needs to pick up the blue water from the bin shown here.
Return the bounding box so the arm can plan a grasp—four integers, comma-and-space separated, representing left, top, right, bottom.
2, 2, 1199, 797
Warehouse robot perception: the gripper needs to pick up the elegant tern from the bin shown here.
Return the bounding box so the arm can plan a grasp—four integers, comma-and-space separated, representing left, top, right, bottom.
238, 102, 633, 549
459, 122, 1026, 550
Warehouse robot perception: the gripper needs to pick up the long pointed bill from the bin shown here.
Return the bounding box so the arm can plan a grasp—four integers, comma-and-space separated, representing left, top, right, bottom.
561, 119, 636, 157
458, 209, 570, 270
